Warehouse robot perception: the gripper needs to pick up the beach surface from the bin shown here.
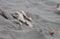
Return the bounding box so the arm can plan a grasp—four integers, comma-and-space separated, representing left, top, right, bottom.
0, 0, 60, 39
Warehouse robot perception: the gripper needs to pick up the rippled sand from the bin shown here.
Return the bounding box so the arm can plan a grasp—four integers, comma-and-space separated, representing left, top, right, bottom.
0, 0, 60, 39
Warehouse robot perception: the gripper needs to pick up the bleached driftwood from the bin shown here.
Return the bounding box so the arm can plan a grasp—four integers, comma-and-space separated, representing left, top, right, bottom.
12, 10, 33, 28
56, 3, 60, 11
20, 10, 32, 22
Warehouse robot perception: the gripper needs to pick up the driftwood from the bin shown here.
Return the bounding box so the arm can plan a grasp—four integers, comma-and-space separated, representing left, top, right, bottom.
0, 9, 14, 20
56, 3, 60, 11
20, 10, 32, 22
0, 9, 8, 19
12, 11, 33, 28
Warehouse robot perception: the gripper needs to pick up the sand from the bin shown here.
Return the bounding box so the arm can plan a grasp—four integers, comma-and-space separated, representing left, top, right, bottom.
0, 0, 60, 39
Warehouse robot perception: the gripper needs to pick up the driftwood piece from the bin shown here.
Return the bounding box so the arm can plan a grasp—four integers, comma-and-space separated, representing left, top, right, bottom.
20, 10, 32, 22
0, 9, 8, 19
12, 11, 33, 28
56, 3, 60, 11
0, 9, 14, 20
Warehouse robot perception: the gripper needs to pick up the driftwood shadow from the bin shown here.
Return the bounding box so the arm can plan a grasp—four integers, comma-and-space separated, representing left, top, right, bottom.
54, 11, 60, 15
